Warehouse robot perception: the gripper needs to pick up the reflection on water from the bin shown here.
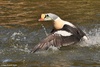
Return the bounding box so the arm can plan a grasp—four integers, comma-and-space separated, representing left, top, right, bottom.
0, 0, 100, 67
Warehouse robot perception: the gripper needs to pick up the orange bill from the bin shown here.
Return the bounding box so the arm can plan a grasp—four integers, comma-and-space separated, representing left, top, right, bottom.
38, 14, 45, 21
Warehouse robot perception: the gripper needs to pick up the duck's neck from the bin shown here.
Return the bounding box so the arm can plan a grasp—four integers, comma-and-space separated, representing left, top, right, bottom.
54, 17, 65, 29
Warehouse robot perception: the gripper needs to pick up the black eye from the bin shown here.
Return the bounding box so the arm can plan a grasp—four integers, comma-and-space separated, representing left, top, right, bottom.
45, 15, 49, 18
46, 15, 49, 17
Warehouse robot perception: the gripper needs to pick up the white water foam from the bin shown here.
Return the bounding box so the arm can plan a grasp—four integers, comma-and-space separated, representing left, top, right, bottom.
11, 31, 26, 41
80, 28, 100, 47
10, 31, 31, 53
12, 44, 31, 53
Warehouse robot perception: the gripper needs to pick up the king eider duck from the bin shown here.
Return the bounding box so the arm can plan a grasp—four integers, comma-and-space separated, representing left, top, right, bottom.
32, 13, 88, 53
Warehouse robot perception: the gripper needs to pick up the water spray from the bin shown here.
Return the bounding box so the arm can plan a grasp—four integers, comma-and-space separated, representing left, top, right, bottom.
41, 24, 48, 36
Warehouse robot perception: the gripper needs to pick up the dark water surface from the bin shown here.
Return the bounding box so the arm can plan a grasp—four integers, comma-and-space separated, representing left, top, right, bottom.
0, 0, 100, 67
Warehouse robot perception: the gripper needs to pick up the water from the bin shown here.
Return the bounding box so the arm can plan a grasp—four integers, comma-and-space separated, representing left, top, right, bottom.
0, 0, 100, 67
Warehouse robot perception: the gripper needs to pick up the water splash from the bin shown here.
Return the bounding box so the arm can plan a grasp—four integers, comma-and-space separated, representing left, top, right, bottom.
80, 27, 100, 47
12, 44, 31, 53
9, 31, 31, 53
41, 24, 48, 36
11, 31, 26, 41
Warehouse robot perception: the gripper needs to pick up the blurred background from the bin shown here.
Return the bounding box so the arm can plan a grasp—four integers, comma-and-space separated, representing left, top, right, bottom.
0, 0, 100, 67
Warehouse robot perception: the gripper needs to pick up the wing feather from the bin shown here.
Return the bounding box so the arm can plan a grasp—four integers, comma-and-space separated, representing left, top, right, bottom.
32, 34, 62, 53
62, 25, 86, 40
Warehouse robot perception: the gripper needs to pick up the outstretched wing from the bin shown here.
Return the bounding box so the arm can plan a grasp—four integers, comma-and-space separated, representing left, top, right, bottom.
32, 34, 63, 53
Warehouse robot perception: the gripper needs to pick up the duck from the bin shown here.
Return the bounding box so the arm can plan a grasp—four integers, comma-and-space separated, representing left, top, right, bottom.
32, 13, 88, 53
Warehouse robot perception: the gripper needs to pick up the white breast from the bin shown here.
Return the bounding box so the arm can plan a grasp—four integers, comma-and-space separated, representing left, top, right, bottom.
54, 30, 72, 36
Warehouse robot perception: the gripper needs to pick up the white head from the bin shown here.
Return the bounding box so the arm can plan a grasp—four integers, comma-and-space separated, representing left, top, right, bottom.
38, 13, 60, 21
